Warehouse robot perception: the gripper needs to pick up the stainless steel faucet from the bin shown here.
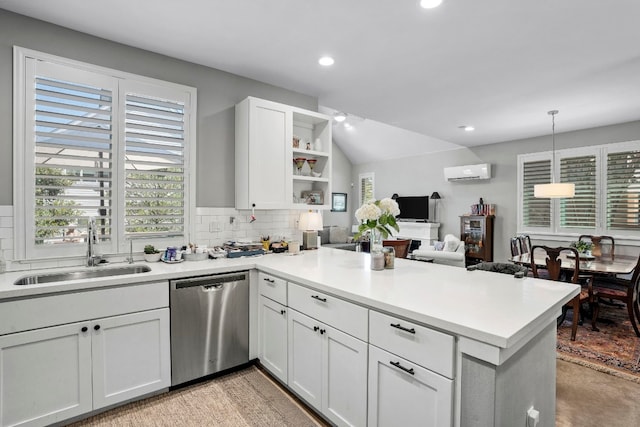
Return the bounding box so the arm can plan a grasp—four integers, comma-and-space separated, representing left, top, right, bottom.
86, 217, 101, 266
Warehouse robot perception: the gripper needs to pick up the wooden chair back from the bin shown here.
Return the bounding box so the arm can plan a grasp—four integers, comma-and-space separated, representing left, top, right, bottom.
383, 239, 411, 259
510, 237, 521, 256
518, 235, 532, 254
578, 235, 615, 258
530, 245, 580, 284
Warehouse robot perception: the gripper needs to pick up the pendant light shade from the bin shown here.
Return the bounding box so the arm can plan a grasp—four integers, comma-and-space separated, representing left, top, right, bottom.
534, 110, 575, 198
534, 182, 575, 198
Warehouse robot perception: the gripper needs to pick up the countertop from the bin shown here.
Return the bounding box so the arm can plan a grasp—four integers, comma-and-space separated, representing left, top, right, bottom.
0, 248, 579, 349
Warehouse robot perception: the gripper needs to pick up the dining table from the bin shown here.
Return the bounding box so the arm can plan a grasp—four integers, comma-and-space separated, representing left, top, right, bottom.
511, 252, 638, 276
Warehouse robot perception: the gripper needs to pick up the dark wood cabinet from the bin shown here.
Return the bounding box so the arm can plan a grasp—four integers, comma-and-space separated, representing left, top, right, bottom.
460, 215, 494, 265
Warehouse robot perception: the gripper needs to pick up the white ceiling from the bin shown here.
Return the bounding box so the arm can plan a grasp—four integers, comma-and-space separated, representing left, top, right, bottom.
2, 0, 640, 164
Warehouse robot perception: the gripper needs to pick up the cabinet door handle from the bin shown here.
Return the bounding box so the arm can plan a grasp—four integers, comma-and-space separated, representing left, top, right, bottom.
390, 360, 415, 375
313, 326, 319, 332
311, 295, 327, 302
280, 309, 286, 315
81, 326, 88, 333
390, 323, 416, 334
263, 277, 275, 283
94, 325, 101, 331
320, 329, 326, 335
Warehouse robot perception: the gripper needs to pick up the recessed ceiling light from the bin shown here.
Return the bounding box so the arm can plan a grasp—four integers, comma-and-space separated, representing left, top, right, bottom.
318, 56, 335, 66
334, 112, 347, 122
459, 125, 475, 132
420, 0, 443, 9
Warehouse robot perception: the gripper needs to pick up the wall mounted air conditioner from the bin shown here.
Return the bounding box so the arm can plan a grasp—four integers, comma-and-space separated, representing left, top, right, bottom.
443, 163, 491, 181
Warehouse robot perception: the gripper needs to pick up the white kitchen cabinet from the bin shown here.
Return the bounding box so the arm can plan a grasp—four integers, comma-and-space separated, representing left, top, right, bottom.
235, 96, 332, 210
368, 345, 453, 427
0, 322, 92, 427
0, 308, 169, 427
288, 309, 368, 427
258, 295, 288, 384
0, 281, 170, 427
91, 308, 170, 409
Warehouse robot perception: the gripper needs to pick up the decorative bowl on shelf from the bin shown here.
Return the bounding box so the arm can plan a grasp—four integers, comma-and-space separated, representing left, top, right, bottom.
311, 171, 322, 177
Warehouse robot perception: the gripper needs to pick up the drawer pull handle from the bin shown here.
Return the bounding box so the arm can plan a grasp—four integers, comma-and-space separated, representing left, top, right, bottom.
314, 326, 320, 332
311, 295, 327, 302
390, 323, 416, 334
390, 360, 415, 375
263, 278, 275, 283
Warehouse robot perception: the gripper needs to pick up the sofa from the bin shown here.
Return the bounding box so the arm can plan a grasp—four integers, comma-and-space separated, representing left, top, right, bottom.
412, 234, 466, 268
318, 226, 357, 251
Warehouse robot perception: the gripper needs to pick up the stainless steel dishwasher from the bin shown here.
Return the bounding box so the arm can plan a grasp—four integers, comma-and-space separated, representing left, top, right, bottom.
170, 271, 249, 386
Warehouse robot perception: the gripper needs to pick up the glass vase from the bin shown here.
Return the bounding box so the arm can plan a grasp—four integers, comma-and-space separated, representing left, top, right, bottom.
370, 229, 385, 271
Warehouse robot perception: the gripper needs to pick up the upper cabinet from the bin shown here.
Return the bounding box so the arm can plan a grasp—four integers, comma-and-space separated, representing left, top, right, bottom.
235, 97, 332, 210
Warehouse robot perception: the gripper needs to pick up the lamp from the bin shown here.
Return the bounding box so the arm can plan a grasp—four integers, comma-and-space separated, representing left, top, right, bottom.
299, 211, 323, 250
430, 192, 441, 223
534, 110, 575, 198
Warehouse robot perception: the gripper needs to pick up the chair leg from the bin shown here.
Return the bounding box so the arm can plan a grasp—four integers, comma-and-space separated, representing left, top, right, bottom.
627, 302, 640, 337
590, 301, 599, 332
570, 296, 580, 341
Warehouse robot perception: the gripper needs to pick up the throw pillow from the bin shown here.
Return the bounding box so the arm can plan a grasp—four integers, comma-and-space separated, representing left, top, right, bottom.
329, 226, 349, 244
319, 226, 331, 245
433, 241, 445, 251
443, 240, 459, 252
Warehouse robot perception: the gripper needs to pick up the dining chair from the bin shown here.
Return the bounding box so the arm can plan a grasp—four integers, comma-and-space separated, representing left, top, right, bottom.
530, 245, 597, 341
510, 237, 521, 257
578, 235, 615, 258
590, 254, 640, 337
518, 234, 532, 254
382, 239, 411, 259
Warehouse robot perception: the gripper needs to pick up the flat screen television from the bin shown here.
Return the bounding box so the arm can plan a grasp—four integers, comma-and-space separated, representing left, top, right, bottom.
395, 196, 429, 222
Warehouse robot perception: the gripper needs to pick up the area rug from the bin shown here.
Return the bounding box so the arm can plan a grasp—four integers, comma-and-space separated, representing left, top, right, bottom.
556, 305, 640, 383
68, 365, 326, 426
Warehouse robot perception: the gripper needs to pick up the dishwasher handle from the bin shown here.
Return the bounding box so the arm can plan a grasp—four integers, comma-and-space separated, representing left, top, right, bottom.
172, 272, 247, 289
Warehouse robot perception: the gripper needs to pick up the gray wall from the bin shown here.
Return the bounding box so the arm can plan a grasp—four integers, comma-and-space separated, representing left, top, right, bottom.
324, 142, 354, 228
0, 9, 318, 207
352, 120, 640, 262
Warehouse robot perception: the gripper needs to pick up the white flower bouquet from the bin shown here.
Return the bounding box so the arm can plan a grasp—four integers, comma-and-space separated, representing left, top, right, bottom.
354, 198, 400, 240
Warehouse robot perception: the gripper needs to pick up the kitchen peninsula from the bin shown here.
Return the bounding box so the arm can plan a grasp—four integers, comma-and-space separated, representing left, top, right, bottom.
0, 248, 579, 427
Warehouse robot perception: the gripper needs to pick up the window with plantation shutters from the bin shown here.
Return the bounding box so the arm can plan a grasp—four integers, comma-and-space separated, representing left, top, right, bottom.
519, 141, 640, 241
607, 149, 640, 231
559, 155, 596, 229
124, 93, 186, 238
33, 74, 114, 246
359, 173, 374, 205
522, 159, 551, 228
15, 47, 196, 260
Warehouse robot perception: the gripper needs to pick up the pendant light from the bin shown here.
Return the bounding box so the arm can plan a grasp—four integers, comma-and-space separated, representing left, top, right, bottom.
534, 110, 575, 198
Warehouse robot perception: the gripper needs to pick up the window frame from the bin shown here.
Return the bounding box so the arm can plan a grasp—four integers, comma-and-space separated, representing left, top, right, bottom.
517, 140, 640, 244
13, 46, 197, 261
358, 172, 375, 206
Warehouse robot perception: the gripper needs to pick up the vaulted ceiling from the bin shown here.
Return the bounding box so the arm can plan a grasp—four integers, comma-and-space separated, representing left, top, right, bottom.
2, 0, 639, 163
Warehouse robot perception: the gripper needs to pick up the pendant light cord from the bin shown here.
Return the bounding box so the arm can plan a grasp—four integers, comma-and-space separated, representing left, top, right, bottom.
548, 110, 558, 183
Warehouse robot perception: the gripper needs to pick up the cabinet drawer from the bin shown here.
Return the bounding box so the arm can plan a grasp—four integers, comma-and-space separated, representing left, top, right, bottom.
369, 310, 454, 378
258, 272, 287, 305
288, 282, 368, 341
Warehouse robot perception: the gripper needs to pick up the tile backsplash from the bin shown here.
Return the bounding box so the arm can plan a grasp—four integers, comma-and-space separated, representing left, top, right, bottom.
0, 205, 304, 272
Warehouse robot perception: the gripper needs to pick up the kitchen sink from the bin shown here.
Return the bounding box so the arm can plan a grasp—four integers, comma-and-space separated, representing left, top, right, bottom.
14, 265, 152, 286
